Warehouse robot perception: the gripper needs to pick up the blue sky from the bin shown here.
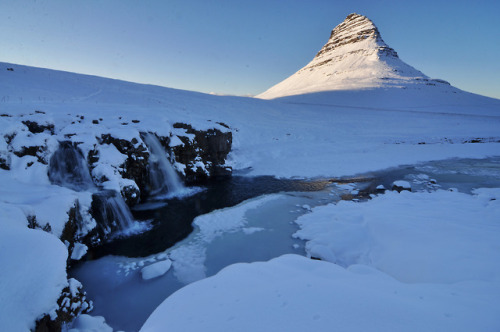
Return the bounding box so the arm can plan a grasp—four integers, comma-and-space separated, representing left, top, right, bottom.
1, 0, 499, 99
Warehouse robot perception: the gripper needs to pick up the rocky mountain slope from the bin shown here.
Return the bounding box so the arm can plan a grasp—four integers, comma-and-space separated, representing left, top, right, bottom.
257, 13, 452, 99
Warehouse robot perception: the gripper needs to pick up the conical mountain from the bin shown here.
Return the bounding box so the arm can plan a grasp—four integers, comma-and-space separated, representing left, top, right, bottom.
257, 13, 450, 99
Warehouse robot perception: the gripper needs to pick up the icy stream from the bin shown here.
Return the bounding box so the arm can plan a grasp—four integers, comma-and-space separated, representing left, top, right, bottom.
71, 157, 500, 332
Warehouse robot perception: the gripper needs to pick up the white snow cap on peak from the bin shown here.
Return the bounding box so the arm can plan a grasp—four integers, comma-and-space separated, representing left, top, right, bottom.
257, 13, 451, 99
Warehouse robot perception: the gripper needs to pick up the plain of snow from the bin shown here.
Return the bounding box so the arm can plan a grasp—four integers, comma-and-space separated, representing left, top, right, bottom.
0, 53, 499, 331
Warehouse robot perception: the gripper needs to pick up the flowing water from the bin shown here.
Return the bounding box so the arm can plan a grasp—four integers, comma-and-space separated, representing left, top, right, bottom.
48, 141, 95, 191
142, 132, 185, 197
49, 141, 138, 234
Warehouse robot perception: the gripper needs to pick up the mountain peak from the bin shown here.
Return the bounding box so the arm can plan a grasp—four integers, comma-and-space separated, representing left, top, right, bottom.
313, 13, 397, 61
257, 13, 451, 99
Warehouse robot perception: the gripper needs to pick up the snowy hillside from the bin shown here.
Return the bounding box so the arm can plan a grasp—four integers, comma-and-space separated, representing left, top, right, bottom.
257, 13, 454, 99
1, 12, 500, 330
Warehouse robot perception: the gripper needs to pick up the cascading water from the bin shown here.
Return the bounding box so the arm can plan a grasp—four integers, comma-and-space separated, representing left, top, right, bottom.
91, 191, 135, 235
142, 133, 185, 197
49, 141, 135, 234
48, 141, 95, 191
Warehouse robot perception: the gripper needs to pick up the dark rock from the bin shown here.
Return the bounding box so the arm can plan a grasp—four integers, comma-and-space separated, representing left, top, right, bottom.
22, 120, 55, 134
121, 183, 140, 206
0, 154, 10, 170
391, 181, 412, 193
62, 202, 83, 266
92, 119, 99, 124
99, 134, 149, 203
26, 215, 52, 233
34, 281, 92, 332
171, 122, 232, 184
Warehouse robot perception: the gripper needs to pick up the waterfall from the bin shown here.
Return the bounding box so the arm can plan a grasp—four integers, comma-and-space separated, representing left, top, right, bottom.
91, 191, 134, 234
48, 141, 95, 191
142, 133, 185, 197
49, 141, 136, 234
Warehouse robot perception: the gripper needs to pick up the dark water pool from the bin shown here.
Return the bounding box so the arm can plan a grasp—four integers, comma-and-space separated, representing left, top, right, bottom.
88, 176, 333, 259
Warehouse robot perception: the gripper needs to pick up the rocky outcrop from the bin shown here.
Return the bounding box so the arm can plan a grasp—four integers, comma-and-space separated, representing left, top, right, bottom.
0, 153, 9, 170
314, 13, 398, 61
22, 120, 55, 135
35, 279, 92, 332
170, 123, 232, 184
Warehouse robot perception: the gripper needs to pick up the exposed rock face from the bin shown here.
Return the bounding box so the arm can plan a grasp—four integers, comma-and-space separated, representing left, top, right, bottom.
96, 134, 149, 204
171, 123, 232, 184
257, 13, 451, 99
314, 13, 398, 63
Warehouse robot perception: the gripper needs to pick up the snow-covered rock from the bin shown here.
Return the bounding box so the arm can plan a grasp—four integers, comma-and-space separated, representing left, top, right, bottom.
392, 180, 412, 192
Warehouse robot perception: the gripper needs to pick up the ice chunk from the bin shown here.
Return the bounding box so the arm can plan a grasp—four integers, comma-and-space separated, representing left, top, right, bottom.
141, 260, 172, 280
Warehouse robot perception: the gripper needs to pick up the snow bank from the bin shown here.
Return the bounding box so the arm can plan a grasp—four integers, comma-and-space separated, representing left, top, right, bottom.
141, 254, 500, 332
0, 224, 68, 331
294, 189, 500, 283
67, 314, 113, 332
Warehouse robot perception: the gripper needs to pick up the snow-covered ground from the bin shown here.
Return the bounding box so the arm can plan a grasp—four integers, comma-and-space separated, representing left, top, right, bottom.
1, 56, 500, 331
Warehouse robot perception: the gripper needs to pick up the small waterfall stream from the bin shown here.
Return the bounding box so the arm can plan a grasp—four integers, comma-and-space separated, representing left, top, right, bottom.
48, 141, 95, 191
49, 141, 135, 234
91, 191, 135, 235
142, 133, 185, 197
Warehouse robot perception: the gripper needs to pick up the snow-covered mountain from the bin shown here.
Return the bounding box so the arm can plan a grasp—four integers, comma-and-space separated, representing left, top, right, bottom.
257, 13, 452, 99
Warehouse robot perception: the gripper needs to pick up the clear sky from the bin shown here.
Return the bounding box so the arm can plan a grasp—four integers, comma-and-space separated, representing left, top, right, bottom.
1, 0, 499, 99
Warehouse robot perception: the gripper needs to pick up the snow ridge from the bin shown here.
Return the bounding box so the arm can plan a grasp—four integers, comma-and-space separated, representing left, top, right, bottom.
257, 13, 451, 99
